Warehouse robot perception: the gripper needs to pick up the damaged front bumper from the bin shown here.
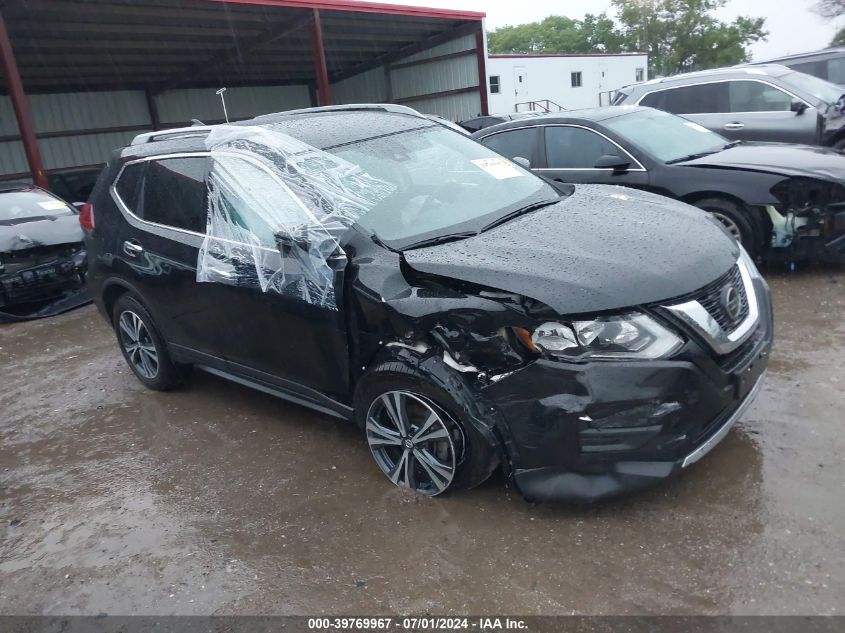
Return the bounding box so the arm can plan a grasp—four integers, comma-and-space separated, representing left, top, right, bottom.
480, 278, 773, 503
0, 248, 91, 322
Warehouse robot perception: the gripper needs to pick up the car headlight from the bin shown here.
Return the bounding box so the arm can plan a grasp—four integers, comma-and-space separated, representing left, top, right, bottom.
526, 313, 683, 361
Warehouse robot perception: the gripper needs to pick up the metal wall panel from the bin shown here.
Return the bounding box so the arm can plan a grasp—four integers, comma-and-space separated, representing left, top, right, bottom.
391, 55, 477, 101
1, 85, 312, 179
0, 140, 27, 176
328, 33, 480, 121
332, 68, 387, 104
38, 131, 141, 170
401, 91, 482, 122
155, 85, 311, 124
399, 34, 476, 64
1, 90, 149, 136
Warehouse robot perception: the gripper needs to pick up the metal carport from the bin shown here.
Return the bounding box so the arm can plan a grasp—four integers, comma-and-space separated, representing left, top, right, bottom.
0, 0, 488, 191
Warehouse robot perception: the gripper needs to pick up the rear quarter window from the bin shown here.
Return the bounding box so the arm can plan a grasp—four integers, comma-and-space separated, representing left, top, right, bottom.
114, 162, 146, 213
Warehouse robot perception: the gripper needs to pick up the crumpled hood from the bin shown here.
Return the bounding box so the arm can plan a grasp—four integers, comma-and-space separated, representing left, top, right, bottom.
0, 211, 83, 252
402, 185, 738, 315
680, 142, 845, 181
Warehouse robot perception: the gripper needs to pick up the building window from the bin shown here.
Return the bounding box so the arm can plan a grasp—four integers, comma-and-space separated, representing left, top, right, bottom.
571, 72, 582, 88
489, 75, 501, 94
636, 67, 645, 82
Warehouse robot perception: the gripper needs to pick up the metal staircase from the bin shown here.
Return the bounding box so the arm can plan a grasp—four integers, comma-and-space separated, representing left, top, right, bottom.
514, 99, 565, 113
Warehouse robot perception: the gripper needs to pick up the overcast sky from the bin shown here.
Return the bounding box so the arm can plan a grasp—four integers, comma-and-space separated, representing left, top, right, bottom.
371, 0, 841, 61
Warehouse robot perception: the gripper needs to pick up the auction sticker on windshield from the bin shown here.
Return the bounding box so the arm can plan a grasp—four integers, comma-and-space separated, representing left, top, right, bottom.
471, 157, 524, 180
37, 200, 70, 211
683, 121, 711, 134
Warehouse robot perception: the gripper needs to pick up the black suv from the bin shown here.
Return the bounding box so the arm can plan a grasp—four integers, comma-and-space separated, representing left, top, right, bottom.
83, 105, 773, 502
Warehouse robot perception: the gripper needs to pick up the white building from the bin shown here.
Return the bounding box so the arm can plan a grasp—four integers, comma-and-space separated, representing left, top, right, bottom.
486, 53, 649, 113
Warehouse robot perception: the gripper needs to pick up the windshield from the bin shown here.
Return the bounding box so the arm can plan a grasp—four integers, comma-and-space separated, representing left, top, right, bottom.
0, 189, 73, 221
327, 126, 555, 247
780, 70, 844, 106
604, 108, 728, 163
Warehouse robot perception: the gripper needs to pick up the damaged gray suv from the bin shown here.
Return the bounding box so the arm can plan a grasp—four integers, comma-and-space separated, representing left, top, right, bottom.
82, 104, 773, 502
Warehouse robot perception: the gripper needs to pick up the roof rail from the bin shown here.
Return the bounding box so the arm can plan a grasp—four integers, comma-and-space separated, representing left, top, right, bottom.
252, 103, 427, 121
648, 64, 789, 84
131, 104, 428, 145
130, 126, 214, 146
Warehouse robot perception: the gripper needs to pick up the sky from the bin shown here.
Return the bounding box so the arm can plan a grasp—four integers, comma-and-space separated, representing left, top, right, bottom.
369, 0, 842, 61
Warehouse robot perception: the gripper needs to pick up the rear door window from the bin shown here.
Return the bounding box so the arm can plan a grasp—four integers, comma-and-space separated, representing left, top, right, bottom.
544, 126, 621, 169
481, 128, 539, 162
728, 81, 793, 112
643, 83, 727, 114
139, 157, 209, 233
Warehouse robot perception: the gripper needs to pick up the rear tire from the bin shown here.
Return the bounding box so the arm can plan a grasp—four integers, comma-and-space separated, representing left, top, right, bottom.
693, 197, 762, 258
355, 366, 497, 496
112, 294, 186, 391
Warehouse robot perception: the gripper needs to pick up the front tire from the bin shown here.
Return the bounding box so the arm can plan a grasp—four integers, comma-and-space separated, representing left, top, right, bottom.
693, 197, 762, 257
112, 294, 186, 391
355, 367, 498, 496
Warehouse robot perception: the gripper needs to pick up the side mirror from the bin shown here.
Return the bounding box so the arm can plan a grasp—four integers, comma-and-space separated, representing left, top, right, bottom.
512, 156, 531, 169
790, 100, 808, 114
594, 154, 631, 172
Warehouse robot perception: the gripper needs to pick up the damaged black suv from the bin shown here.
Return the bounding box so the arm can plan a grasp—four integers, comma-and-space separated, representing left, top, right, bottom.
83, 104, 773, 502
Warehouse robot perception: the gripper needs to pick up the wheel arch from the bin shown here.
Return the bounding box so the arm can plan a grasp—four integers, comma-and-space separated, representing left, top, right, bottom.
101, 277, 161, 326
353, 345, 513, 487
681, 191, 770, 254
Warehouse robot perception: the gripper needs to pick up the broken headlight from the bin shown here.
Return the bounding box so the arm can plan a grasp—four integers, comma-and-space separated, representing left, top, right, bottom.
526, 313, 683, 361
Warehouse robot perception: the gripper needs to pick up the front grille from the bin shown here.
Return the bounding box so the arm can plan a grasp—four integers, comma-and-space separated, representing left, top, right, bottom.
673, 264, 749, 333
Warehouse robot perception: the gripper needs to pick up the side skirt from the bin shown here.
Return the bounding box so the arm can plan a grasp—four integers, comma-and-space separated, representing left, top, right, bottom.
195, 364, 354, 421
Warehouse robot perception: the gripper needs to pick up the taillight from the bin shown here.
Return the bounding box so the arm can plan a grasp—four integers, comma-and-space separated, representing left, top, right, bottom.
79, 203, 95, 230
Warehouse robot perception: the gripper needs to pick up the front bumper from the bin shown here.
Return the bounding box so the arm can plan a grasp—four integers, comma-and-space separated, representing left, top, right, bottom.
481, 277, 773, 502
0, 252, 91, 321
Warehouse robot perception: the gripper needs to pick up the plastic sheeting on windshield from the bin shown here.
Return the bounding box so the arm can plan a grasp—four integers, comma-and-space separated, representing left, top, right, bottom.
197, 125, 395, 308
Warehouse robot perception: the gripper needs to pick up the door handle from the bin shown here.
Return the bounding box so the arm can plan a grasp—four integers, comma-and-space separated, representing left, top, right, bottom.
123, 240, 144, 257
724, 122, 745, 130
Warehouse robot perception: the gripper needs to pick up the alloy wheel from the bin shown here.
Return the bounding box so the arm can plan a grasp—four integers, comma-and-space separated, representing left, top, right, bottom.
366, 391, 459, 496
710, 212, 743, 242
118, 310, 159, 380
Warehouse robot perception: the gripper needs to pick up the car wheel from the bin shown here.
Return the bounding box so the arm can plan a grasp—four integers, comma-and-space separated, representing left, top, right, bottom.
693, 197, 761, 257
356, 370, 497, 496
112, 294, 186, 391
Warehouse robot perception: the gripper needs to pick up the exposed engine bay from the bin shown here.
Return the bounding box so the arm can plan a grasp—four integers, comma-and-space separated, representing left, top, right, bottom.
767, 176, 845, 262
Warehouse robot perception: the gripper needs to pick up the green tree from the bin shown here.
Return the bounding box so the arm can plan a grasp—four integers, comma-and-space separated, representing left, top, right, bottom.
487, 1, 767, 77
833, 26, 845, 46
488, 14, 623, 55
613, 0, 767, 76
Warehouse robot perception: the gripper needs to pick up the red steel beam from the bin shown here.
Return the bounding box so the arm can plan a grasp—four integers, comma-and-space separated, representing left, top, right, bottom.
207, 0, 485, 21
0, 11, 48, 189
311, 8, 331, 105
475, 29, 489, 116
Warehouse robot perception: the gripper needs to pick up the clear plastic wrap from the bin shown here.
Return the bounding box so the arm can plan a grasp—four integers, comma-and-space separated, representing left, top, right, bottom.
197, 124, 395, 308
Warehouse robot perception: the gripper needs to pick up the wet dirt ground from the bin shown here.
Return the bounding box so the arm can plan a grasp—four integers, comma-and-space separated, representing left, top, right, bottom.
1, 269, 843, 616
